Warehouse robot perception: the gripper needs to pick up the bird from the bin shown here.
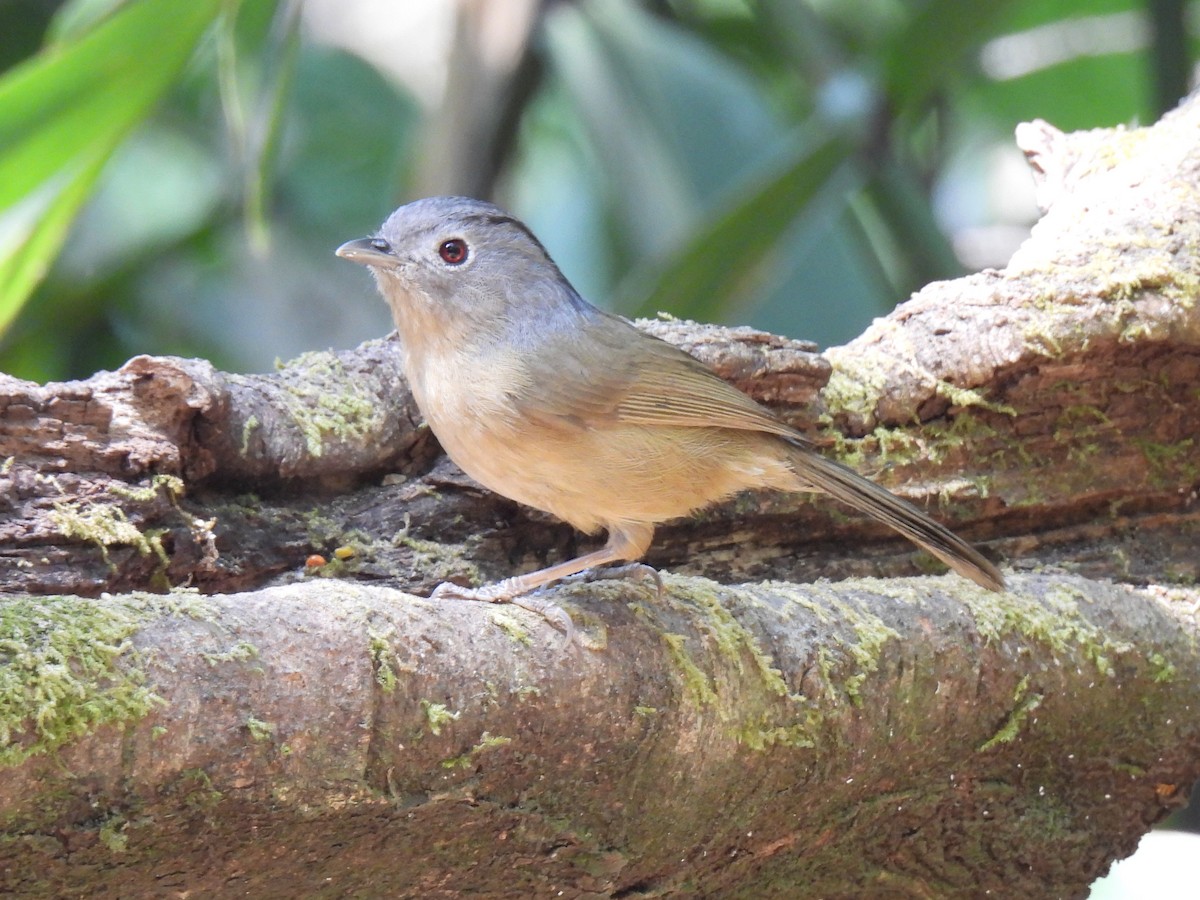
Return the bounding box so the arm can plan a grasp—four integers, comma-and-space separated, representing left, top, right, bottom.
336, 196, 1004, 629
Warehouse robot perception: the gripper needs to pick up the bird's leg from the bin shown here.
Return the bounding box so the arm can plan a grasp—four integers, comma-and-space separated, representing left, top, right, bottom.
431, 524, 655, 635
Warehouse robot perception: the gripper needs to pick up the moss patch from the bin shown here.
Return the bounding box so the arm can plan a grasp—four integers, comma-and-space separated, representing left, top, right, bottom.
660, 632, 719, 708
1132, 437, 1200, 488
274, 351, 384, 457
0, 595, 165, 767
978, 675, 1044, 752
108, 474, 185, 504
420, 700, 460, 736
245, 717, 275, 742
49, 501, 169, 570
665, 581, 793, 700
963, 583, 1135, 679
655, 582, 827, 750
828, 597, 902, 707
489, 611, 531, 646
368, 626, 398, 693
441, 732, 513, 770
393, 531, 483, 587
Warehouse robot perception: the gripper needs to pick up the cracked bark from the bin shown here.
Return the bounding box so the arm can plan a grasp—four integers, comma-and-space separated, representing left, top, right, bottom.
1, 93, 1199, 897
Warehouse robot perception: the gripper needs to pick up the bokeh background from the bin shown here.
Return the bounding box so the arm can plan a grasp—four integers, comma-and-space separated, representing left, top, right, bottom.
2, 0, 1195, 384
0, 0, 1197, 893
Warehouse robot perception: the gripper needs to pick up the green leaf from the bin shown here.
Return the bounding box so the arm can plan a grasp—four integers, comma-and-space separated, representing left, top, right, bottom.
620, 131, 852, 323
544, 0, 785, 260
881, 0, 1024, 112
0, 0, 225, 335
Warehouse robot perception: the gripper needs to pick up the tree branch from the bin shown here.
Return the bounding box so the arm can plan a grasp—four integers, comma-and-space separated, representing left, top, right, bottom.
2, 91, 1199, 897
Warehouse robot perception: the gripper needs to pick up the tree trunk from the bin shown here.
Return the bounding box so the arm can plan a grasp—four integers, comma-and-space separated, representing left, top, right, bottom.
1, 92, 1199, 898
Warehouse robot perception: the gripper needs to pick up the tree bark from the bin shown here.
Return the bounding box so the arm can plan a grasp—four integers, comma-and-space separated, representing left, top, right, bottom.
1, 92, 1199, 898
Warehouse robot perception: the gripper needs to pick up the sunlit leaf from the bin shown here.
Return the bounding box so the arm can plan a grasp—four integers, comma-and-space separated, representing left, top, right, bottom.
0, 0, 224, 335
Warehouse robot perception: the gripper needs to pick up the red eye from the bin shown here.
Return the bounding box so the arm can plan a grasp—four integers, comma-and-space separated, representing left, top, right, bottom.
438, 239, 468, 265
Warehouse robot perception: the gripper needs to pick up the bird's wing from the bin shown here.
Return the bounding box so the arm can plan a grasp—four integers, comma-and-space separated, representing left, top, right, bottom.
515, 311, 802, 440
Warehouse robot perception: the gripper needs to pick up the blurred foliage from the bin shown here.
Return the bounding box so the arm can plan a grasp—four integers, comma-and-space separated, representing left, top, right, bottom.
0, 0, 1195, 381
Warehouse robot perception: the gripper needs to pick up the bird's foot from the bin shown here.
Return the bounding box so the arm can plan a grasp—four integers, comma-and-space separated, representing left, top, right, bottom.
431, 580, 575, 643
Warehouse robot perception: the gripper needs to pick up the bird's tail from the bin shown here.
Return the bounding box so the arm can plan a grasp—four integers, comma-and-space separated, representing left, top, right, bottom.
785, 441, 1005, 591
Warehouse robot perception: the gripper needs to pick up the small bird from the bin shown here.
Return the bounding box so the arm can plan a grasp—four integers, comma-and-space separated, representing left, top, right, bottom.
337, 197, 1003, 626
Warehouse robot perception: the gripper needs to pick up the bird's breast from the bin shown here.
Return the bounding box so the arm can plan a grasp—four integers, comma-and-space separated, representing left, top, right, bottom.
404, 341, 557, 495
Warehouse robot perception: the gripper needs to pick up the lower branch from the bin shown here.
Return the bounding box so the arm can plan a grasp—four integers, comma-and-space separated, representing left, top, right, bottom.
1, 574, 1197, 896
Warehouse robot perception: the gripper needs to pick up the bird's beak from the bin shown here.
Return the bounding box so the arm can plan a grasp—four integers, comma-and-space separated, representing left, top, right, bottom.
335, 238, 393, 266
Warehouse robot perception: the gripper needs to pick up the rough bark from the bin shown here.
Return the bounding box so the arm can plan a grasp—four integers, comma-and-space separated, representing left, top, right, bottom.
1, 93, 1199, 897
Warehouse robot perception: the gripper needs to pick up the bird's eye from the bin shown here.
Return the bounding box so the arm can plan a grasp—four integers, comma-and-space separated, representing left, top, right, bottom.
370, 237, 391, 252
438, 238, 468, 265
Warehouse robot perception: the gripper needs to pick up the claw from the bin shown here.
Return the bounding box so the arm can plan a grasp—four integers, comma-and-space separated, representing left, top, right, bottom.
561, 562, 663, 597
510, 594, 576, 645
427, 560, 662, 647
624, 563, 664, 598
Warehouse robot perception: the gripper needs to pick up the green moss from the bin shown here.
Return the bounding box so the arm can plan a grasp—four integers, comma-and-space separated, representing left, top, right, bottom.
935, 381, 1017, 417
200, 640, 260, 668
1021, 321, 1065, 359
1113, 762, 1147, 778
245, 716, 275, 742
420, 699, 460, 736
0, 595, 165, 767
821, 354, 891, 424
978, 675, 1044, 752
240, 414, 260, 455
655, 583, 829, 751
299, 508, 342, 547
97, 813, 128, 853
1163, 270, 1199, 309
440, 752, 472, 770
490, 611, 531, 646
393, 531, 484, 589
1132, 437, 1200, 487
791, 584, 904, 711
735, 712, 818, 751
368, 627, 398, 693
815, 408, 1006, 514
441, 732, 512, 769
49, 500, 170, 570
861, 427, 921, 468
476, 732, 512, 751
661, 633, 719, 708
147, 587, 218, 621
778, 588, 834, 625
963, 583, 1134, 679
829, 599, 901, 706
1149, 652, 1177, 683
177, 768, 223, 809
634, 706, 658, 717
1163, 567, 1197, 586
666, 582, 793, 700
275, 351, 384, 457
813, 646, 841, 705
108, 474, 186, 504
